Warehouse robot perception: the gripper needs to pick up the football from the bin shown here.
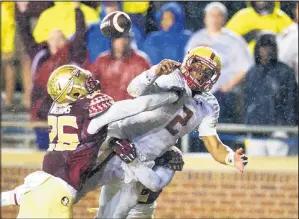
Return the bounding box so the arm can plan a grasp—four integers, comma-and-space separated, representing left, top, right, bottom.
100, 11, 132, 38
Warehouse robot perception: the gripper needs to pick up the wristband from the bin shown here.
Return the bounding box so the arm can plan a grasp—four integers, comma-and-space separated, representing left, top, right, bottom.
225, 151, 235, 167
145, 66, 159, 84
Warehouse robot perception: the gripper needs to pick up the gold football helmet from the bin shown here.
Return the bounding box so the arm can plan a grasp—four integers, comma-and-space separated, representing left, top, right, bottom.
181, 46, 222, 92
47, 65, 100, 104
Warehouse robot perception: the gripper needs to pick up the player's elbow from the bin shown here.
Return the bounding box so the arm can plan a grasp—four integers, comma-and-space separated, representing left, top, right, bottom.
127, 84, 140, 98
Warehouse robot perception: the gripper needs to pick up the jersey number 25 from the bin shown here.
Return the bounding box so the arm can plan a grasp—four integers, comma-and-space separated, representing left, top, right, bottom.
48, 115, 80, 151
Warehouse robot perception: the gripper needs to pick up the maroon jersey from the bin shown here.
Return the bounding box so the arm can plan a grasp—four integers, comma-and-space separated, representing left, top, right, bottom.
42, 91, 114, 190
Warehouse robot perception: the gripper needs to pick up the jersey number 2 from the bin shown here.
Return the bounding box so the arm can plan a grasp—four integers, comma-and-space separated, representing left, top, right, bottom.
165, 105, 193, 136
48, 115, 79, 151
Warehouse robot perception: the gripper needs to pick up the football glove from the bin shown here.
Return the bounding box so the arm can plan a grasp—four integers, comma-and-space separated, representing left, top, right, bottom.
155, 146, 184, 171
110, 139, 137, 164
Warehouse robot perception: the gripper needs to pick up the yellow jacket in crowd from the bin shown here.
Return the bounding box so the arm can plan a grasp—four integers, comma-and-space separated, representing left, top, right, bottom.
226, 1, 294, 53
123, 2, 149, 14
33, 2, 98, 43
96, 2, 150, 17
1, 2, 15, 53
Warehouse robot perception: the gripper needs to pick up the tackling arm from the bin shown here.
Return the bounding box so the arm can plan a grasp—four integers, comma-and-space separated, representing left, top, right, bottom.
88, 92, 179, 134
127, 59, 182, 97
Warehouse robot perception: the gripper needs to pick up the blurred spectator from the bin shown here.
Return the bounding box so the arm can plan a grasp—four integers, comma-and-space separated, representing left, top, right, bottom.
226, 1, 294, 53
86, 1, 144, 63
142, 2, 191, 65
32, 2, 98, 43
25, 2, 54, 18
16, 2, 87, 150
1, 2, 31, 112
245, 131, 289, 156
1, 2, 55, 113
185, 2, 254, 123
182, 1, 246, 32
244, 33, 297, 126
81, 1, 100, 10
86, 32, 151, 101
280, 1, 298, 20
277, 2, 298, 83
144, 2, 159, 34
1, 2, 16, 111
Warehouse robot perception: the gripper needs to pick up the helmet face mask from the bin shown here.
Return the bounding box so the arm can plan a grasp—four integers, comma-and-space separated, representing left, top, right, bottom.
86, 76, 101, 94
47, 65, 100, 104
182, 47, 221, 92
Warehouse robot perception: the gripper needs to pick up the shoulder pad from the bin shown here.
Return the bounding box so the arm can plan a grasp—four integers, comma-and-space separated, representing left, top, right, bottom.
85, 92, 115, 118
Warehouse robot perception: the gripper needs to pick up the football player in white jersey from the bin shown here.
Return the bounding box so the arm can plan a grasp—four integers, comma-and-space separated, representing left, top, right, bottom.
94, 46, 249, 218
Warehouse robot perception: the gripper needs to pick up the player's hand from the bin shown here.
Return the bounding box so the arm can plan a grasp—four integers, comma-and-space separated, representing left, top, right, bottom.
234, 148, 248, 173
110, 139, 137, 164
16, 2, 29, 13
155, 146, 185, 171
155, 59, 181, 76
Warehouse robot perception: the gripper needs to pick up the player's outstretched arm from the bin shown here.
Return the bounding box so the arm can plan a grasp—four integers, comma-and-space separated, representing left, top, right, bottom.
88, 92, 179, 134
127, 59, 181, 97
201, 135, 248, 173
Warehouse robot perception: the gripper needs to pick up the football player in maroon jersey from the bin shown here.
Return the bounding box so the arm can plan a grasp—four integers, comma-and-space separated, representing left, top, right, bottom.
2, 64, 181, 218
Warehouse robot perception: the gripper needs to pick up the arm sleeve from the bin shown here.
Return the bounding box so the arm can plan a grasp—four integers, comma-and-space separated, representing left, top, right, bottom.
15, 10, 42, 59
128, 160, 175, 192
198, 115, 218, 137
88, 92, 179, 134
69, 8, 87, 64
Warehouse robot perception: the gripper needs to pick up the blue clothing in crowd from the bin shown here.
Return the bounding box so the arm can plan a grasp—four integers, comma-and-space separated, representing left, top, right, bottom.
142, 2, 191, 65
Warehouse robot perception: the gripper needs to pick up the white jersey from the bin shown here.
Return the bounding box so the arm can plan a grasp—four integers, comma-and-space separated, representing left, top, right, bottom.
109, 66, 220, 161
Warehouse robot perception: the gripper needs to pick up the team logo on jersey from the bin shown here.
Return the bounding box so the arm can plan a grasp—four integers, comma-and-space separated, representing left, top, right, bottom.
61, 196, 69, 206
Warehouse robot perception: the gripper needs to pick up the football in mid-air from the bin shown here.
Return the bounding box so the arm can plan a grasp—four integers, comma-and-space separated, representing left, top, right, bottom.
100, 11, 132, 38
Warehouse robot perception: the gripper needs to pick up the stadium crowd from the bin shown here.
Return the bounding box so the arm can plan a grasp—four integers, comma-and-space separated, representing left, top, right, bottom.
1, 1, 298, 154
